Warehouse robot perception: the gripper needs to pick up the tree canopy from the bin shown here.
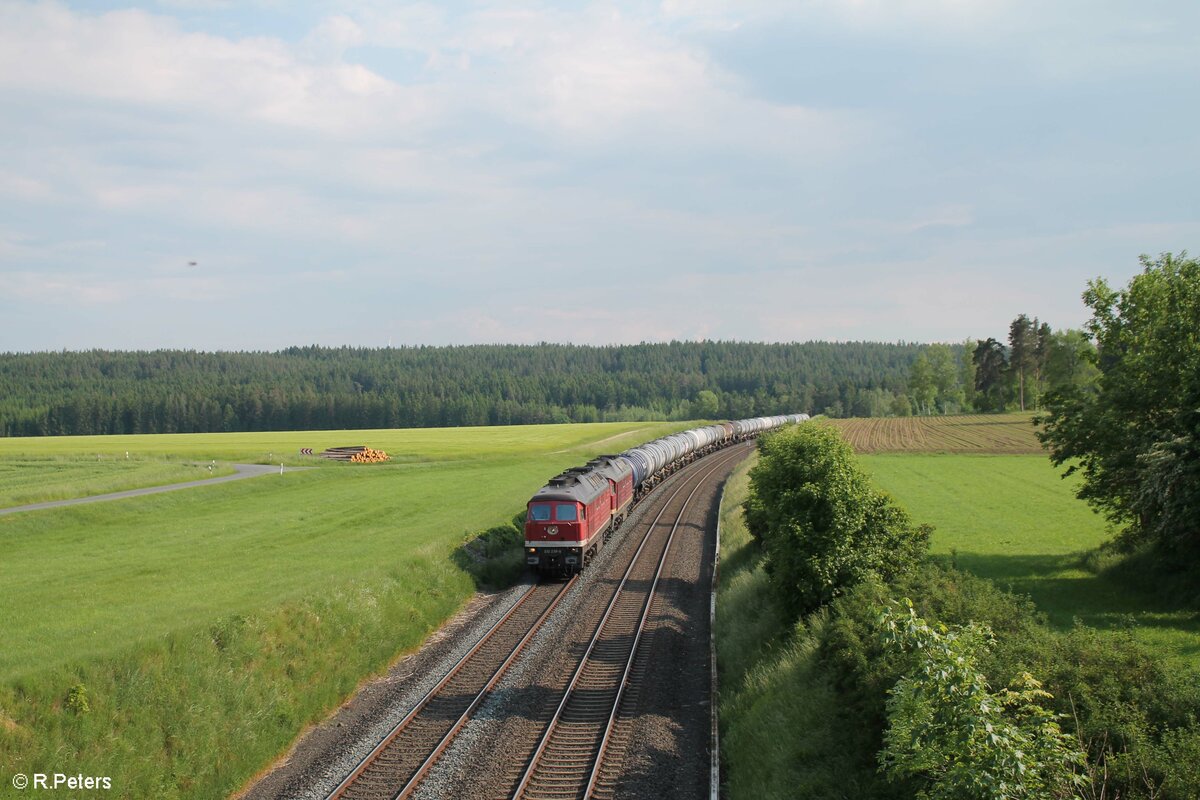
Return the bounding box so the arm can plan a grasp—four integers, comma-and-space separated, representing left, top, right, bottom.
743, 422, 930, 617
1038, 252, 1200, 559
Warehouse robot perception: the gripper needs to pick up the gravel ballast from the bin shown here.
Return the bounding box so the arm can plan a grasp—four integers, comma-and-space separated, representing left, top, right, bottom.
240, 445, 750, 800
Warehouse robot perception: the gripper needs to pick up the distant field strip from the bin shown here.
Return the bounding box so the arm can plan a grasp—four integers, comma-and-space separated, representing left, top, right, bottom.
826, 413, 1043, 453
0, 464, 292, 516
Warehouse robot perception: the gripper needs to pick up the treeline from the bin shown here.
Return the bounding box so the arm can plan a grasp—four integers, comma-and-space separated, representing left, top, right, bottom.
793, 319, 1099, 419
884, 320, 1100, 418
0, 341, 922, 437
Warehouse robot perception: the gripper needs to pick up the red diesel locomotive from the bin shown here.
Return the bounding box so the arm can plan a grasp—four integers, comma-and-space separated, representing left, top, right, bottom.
524, 455, 633, 575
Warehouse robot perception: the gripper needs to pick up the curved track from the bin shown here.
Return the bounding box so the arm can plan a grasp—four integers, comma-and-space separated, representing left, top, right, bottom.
509, 447, 747, 800
326, 442, 749, 800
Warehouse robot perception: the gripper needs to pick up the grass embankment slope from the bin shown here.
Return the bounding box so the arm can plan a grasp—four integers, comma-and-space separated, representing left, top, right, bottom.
0, 421, 683, 798
824, 413, 1200, 660
715, 455, 848, 797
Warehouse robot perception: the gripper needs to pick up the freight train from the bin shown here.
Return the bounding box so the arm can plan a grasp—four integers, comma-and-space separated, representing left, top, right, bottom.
524, 415, 808, 576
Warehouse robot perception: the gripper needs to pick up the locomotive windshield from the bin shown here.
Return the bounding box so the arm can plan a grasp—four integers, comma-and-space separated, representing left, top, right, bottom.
529, 504, 552, 521
555, 504, 578, 521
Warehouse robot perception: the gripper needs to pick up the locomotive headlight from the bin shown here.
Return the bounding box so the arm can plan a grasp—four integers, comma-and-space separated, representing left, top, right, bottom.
547, 525, 558, 535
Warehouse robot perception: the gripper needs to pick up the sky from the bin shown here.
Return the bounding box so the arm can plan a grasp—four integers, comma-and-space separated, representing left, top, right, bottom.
1, 0, 1197, 351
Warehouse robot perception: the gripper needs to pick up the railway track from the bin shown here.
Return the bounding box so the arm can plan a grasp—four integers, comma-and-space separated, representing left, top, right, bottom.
329, 578, 574, 800
327, 443, 748, 800
510, 447, 747, 800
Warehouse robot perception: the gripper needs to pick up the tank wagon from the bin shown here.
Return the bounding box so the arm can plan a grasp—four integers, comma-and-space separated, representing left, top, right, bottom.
524, 414, 808, 576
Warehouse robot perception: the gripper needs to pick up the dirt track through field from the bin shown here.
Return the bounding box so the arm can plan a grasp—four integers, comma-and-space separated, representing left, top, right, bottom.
0, 464, 309, 516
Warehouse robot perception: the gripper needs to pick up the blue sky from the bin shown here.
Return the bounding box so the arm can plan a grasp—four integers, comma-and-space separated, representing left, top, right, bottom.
1, 0, 1196, 350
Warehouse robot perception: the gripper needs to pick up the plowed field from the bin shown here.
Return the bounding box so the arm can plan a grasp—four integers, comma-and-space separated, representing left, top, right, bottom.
825, 413, 1042, 454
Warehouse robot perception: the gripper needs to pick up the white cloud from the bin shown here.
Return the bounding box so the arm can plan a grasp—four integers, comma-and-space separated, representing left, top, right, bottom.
3, 270, 126, 305
0, 3, 429, 137
0, 172, 57, 202
0, 1, 1194, 350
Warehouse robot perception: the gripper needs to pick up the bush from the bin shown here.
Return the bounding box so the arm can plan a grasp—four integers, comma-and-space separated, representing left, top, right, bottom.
879, 601, 1088, 800
818, 564, 1200, 800
452, 512, 529, 589
65, 683, 90, 715
745, 424, 929, 618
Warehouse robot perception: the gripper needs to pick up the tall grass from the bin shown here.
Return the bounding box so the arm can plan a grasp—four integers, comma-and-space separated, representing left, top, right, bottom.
1, 561, 471, 798
715, 456, 863, 799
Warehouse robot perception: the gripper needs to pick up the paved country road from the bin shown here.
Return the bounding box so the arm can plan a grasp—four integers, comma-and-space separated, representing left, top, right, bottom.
0, 464, 309, 517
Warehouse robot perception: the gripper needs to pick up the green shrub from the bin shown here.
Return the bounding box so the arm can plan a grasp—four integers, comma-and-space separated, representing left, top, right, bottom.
64, 683, 90, 715
878, 601, 1088, 800
452, 512, 529, 589
745, 424, 929, 618
818, 564, 1200, 800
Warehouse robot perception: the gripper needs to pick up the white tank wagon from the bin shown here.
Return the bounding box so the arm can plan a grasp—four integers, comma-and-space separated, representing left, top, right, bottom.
527, 414, 809, 574
614, 413, 808, 497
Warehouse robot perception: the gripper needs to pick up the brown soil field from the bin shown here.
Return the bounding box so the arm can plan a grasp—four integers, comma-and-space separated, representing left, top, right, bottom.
823, 413, 1044, 454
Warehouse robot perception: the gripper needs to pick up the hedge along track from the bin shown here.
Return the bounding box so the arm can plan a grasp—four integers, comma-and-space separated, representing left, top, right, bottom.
329, 577, 574, 800
510, 445, 749, 800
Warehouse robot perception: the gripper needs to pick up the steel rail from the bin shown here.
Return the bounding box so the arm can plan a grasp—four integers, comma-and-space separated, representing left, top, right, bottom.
390, 576, 576, 800
512, 446, 748, 799
582, 451, 733, 798
328, 577, 574, 800
329, 437, 750, 800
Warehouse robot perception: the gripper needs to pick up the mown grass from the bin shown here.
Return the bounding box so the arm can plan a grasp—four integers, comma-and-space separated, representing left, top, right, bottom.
0, 420, 688, 798
859, 453, 1200, 661
0, 456, 237, 508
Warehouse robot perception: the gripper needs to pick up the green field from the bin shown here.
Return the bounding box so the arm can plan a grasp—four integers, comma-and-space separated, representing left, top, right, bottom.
860, 453, 1200, 661
0, 421, 687, 797
0, 421, 677, 678
0, 423, 665, 465
0, 456, 238, 508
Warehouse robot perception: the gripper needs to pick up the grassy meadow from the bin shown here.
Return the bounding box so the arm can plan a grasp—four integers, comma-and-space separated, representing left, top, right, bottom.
860, 453, 1200, 661
0, 420, 686, 798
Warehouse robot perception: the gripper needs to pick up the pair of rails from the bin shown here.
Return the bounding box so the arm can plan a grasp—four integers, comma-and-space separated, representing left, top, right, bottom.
329, 445, 748, 800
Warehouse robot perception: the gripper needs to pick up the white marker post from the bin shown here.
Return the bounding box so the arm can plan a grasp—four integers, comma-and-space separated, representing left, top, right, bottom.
280, 462, 284, 476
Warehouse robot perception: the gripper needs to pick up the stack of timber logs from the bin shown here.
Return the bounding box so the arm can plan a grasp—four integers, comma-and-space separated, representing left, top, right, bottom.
318, 446, 390, 463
